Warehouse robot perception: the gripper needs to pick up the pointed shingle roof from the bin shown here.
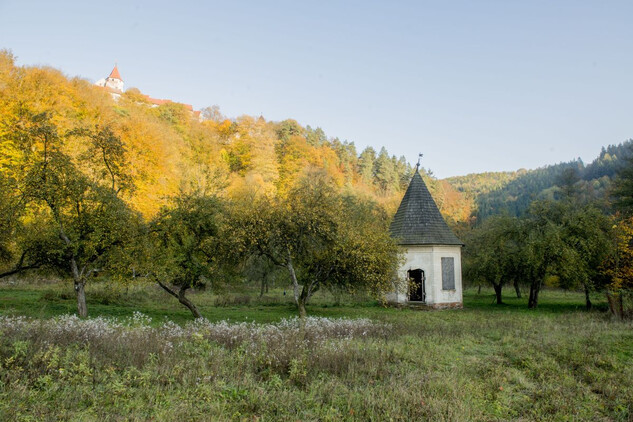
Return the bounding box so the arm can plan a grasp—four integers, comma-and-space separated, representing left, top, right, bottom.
108, 65, 122, 80
390, 171, 463, 246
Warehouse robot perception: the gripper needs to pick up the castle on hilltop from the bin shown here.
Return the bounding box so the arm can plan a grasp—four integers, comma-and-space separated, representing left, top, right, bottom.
95, 65, 200, 118
94, 65, 124, 99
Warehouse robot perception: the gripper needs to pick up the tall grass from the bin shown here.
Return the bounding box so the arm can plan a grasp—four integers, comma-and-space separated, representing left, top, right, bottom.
1, 306, 631, 421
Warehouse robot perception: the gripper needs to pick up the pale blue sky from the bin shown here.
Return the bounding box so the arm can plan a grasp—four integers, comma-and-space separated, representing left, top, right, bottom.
1, 0, 632, 178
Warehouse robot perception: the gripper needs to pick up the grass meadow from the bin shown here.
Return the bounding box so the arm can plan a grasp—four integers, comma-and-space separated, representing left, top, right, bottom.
0, 279, 631, 421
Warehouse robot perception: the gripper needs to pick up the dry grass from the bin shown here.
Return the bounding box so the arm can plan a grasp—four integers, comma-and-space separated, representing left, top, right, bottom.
0, 285, 631, 420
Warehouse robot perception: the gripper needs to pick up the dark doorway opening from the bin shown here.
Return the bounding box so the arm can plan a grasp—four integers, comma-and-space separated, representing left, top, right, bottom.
408, 269, 425, 302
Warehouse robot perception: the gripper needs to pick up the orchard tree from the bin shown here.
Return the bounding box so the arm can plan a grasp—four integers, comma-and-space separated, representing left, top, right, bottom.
143, 194, 225, 318
2, 112, 138, 317
465, 200, 613, 310
556, 204, 613, 310
464, 216, 523, 304
522, 201, 613, 309
600, 217, 633, 318
229, 172, 400, 317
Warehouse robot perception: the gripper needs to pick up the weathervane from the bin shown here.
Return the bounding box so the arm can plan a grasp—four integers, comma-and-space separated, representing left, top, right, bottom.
416, 153, 423, 170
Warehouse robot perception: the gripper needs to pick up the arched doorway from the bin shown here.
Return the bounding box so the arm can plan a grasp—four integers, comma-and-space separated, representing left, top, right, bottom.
408, 269, 425, 302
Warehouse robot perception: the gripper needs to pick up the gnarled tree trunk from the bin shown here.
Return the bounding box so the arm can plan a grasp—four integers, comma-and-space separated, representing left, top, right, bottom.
177, 287, 202, 319
75, 280, 88, 318
606, 291, 623, 319
157, 280, 202, 319
70, 257, 89, 318
297, 296, 307, 318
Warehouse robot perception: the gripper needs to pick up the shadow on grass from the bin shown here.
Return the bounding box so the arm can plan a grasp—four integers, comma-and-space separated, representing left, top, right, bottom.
465, 288, 609, 314
0, 284, 612, 322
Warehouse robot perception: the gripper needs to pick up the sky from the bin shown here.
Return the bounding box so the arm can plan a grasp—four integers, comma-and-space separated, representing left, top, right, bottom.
1, 0, 632, 178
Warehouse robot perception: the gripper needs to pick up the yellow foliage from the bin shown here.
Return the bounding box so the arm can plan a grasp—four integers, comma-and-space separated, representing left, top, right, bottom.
604, 217, 633, 292
0, 54, 473, 226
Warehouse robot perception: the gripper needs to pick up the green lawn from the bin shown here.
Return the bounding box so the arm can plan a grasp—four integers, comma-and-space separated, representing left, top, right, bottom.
0, 280, 631, 421
0, 279, 611, 322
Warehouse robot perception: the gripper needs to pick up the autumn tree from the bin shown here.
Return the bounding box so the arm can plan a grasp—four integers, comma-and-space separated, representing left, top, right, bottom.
600, 217, 633, 318
1, 113, 138, 317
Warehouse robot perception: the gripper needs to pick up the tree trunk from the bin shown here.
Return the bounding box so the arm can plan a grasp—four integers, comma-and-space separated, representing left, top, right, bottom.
513, 280, 522, 298
296, 282, 311, 319
528, 281, 541, 309
70, 257, 88, 318
493, 283, 503, 304
584, 285, 592, 311
287, 260, 300, 307
606, 291, 623, 319
477, 285, 482, 295
75, 280, 88, 318
298, 296, 307, 318
177, 287, 202, 319
156, 279, 202, 319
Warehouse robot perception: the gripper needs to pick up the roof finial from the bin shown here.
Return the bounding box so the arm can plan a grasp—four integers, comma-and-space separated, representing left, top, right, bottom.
416, 153, 423, 170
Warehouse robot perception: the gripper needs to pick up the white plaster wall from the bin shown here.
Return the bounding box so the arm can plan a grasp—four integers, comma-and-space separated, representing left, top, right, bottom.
388, 245, 463, 306
429, 245, 463, 305
105, 77, 124, 92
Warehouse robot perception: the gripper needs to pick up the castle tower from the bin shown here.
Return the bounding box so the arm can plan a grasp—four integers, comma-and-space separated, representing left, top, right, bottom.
387, 171, 464, 309
104, 65, 123, 92
94, 65, 124, 100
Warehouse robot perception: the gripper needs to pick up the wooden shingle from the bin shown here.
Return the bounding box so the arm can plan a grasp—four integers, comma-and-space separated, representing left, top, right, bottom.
390, 172, 463, 246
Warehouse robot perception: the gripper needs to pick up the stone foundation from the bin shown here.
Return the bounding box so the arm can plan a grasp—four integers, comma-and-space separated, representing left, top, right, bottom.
427, 302, 463, 310
389, 301, 463, 310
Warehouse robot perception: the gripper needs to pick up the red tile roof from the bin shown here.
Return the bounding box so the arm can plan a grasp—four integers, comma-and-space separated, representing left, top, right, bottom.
143, 94, 193, 110
108, 65, 122, 80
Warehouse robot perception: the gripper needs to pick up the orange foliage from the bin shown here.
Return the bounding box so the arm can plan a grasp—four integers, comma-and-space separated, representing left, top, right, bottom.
0, 52, 475, 225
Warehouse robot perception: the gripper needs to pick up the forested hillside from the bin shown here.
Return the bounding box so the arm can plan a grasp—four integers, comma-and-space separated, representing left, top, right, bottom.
0, 51, 475, 222
2, 50, 631, 229
443, 142, 633, 222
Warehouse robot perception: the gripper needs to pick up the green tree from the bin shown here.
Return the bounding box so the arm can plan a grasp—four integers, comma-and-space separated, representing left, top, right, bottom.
612, 147, 633, 214
144, 194, 225, 318
556, 204, 613, 309
374, 147, 399, 195
275, 119, 304, 142
464, 216, 522, 304
358, 147, 376, 185
522, 201, 612, 309
229, 172, 400, 317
